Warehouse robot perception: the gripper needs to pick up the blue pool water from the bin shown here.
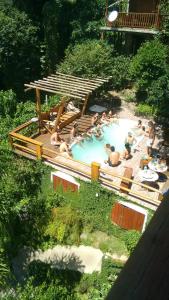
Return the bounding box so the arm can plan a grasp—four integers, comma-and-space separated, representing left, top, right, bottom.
71, 119, 137, 166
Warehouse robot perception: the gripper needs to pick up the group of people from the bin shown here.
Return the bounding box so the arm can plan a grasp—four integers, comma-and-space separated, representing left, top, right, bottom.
104, 119, 156, 167
91, 110, 118, 127
50, 111, 156, 165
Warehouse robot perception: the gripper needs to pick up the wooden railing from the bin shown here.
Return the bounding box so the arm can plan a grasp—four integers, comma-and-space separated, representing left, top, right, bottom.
107, 12, 161, 30
9, 123, 163, 207
40, 147, 163, 207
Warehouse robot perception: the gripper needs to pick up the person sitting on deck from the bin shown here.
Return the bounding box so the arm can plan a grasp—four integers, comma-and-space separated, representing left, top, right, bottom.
122, 142, 132, 160
59, 139, 72, 158
66, 101, 80, 113
70, 122, 79, 140
104, 146, 120, 167
91, 113, 99, 127
50, 127, 61, 146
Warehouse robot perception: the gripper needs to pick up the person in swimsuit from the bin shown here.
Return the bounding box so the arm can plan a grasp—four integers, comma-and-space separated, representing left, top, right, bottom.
146, 122, 155, 156
50, 127, 61, 146
105, 146, 120, 167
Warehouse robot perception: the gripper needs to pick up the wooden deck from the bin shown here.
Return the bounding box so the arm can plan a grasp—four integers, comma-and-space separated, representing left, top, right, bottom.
9, 114, 168, 210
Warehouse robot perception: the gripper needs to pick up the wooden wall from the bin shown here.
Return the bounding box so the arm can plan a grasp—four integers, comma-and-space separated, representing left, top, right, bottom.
129, 0, 159, 13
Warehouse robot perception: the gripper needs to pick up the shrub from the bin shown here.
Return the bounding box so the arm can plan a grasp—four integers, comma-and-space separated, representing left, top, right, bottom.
0, 90, 17, 118
123, 230, 141, 254
45, 206, 82, 244
135, 103, 155, 117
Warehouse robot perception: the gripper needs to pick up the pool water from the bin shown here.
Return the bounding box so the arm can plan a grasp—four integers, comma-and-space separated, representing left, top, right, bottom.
71, 119, 137, 166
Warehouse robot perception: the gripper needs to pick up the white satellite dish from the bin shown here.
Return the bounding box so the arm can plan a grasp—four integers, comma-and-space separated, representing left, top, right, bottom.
108, 10, 118, 22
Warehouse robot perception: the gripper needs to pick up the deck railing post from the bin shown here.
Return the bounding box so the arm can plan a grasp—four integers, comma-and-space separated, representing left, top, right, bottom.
36, 144, 43, 159
8, 134, 14, 149
91, 162, 100, 181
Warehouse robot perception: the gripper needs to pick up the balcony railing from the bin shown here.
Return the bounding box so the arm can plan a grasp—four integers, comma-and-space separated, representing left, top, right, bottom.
107, 12, 161, 30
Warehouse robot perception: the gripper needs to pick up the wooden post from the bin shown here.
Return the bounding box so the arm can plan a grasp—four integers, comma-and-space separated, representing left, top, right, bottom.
35, 88, 41, 133
8, 134, 13, 149
53, 98, 65, 132
81, 95, 89, 116
91, 162, 100, 181
36, 144, 42, 159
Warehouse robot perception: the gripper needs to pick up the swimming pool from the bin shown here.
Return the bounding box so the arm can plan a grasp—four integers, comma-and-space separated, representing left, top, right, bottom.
71, 119, 137, 166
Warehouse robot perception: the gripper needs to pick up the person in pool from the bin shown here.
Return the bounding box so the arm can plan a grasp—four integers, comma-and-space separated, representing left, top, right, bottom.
105, 146, 120, 167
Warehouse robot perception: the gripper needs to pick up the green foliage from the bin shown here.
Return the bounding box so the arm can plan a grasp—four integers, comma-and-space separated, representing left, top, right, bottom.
123, 230, 141, 254
58, 40, 114, 78
0, 249, 10, 288
130, 39, 169, 116
130, 39, 168, 91
160, 1, 169, 37
45, 206, 82, 244
0, 7, 40, 94
41, 95, 61, 112
111, 55, 131, 90
135, 103, 155, 117
0, 90, 17, 118
78, 258, 124, 299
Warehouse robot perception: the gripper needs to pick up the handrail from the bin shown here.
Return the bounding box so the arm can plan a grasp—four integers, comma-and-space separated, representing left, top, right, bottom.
9, 131, 43, 159
42, 154, 91, 177
9, 131, 42, 146
101, 177, 160, 205
11, 120, 36, 133
100, 167, 162, 195
108, 12, 161, 29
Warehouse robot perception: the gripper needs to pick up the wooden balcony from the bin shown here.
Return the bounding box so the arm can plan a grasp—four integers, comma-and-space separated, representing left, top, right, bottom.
107, 12, 161, 31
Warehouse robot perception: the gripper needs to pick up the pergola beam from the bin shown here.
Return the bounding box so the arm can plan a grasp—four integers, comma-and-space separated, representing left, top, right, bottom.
24, 83, 82, 99
52, 74, 101, 88
46, 76, 94, 92
34, 80, 89, 97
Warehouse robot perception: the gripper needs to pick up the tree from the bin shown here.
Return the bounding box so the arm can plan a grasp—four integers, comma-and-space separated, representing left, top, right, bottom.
0, 7, 40, 95
130, 39, 169, 117
58, 40, 114, 78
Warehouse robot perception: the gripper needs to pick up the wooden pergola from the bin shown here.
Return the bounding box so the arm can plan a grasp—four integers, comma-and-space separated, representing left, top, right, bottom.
24, 72, 110, 132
